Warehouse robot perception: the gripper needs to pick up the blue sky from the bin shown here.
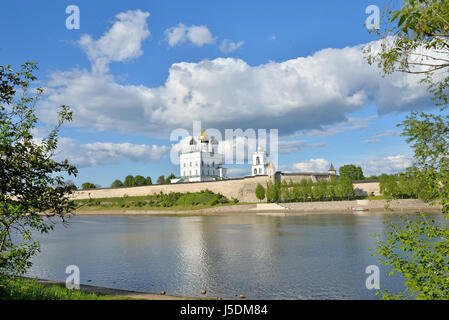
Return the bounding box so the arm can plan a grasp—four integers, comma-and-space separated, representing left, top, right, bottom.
0, 0, 435, 187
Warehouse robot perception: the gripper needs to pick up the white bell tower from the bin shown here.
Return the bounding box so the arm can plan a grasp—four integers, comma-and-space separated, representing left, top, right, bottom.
252, 147, 267, 176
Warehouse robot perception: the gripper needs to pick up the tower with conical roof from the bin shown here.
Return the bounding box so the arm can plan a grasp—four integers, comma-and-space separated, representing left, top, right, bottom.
328, 163, 337, 175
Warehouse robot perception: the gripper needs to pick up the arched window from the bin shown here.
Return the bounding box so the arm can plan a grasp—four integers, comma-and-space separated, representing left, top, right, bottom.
259, 168, 262, 173
254, 169, 257, 174
256, 157, 260, 165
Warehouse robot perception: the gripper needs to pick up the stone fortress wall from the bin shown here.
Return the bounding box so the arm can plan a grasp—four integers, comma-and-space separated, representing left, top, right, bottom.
71, 173, 381, 203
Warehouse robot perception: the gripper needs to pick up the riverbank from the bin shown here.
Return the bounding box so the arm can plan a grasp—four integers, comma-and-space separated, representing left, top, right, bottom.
74, 199, 442, 215
0, 277, 200, 300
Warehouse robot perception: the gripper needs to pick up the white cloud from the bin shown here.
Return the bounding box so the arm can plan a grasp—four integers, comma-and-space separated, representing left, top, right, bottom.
79, 10, 150, 74
363, 139, 380, 144
278, 139, 327, 154
373, 129, 401, 138
304, 115, 378, 138
164, 23, 216, 47
219, 39, 244, 53
278, 140, 308, 154
55, 138, 170, 168
292, 158, 330, 172
268, 34, 276, 41
40, 38, 435, 137
359, 154, 413, 176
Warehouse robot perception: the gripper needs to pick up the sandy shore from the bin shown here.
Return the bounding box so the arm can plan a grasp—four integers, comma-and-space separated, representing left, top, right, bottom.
74, 199, 442, 216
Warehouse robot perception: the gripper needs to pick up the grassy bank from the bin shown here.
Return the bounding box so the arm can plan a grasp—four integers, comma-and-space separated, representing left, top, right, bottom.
75, 189, 241, 212
0, 277, 133, 300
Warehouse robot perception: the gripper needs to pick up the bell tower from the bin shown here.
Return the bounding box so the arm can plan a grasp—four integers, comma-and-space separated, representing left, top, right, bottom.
252, 147, 267, 176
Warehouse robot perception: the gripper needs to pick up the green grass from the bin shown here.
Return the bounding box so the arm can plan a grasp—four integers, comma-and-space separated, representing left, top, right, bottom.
362, 195, 387, 200
74, 190, 241, 212
0, 277, 134, 300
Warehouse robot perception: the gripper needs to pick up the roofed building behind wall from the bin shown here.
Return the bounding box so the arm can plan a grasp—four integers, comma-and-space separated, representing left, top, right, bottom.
277, 163, 339, 184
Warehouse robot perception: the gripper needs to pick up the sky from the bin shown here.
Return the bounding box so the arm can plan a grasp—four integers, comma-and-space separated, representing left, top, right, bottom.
0, 0, 437, 187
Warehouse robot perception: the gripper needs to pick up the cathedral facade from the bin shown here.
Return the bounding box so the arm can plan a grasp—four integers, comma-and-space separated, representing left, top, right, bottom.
171, 129, 227, 183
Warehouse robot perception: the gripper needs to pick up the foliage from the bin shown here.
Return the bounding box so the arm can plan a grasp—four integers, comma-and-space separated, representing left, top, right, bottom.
364, 0, 449, 300
110, 179, 123, 188
157, 175, 165, 184
364, 0, 449, 215
0, 62, 77, 275
165, 173, 176, 183
133, 175, 146, 186
255, 184, 265, 201
339, 164, 364, 181
81, 182, 96, 190
264, 178, 355, 203
123, 175, 134, 187
373, 214, 449, 300
364, 0, 449, 106
74, 190, 232, 210
0, 276, 133, 300
114, 175, 153, 188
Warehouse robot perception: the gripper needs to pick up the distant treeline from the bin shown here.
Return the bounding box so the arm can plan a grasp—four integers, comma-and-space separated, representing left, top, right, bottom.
109, 173, 177, 188
81, 173, 177, 190
379, 168, 438, 201
256, 177, 355, 203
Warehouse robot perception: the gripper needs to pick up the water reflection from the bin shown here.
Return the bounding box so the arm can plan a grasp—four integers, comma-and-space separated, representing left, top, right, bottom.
26, 213, 413, 299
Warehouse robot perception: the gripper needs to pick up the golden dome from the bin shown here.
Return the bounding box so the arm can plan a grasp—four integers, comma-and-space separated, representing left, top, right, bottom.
199, 128, 209, 142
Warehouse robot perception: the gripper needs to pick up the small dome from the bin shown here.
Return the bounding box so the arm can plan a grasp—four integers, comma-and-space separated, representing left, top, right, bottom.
189, 137, 197, 145
199, 128, 209, 143
211, 137, 219, 145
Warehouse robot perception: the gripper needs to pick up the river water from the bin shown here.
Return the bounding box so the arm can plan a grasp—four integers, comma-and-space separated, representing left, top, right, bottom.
25, 212, 412, 299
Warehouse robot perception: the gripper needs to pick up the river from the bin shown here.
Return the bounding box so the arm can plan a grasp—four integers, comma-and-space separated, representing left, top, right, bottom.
26, 212, 411, 299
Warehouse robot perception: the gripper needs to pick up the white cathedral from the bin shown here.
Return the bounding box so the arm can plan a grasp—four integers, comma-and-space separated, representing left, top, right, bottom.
171, 129, 278, 183
170, 129, 228, 183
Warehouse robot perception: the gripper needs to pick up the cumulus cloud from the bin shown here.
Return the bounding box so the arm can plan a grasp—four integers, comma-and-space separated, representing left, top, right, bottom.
292, 158, 330, 172
359, 154, 413, 176
79, 10, 150, 74
40, 37, 435, 137
219, 39, 244, 53
55, 138, 170, 167
164, 23, 216, 47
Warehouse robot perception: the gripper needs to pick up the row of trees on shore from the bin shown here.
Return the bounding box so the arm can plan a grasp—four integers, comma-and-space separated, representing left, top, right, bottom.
80, 173, 177, 190
379, 167, 439, 201
256, 177, 355, 203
